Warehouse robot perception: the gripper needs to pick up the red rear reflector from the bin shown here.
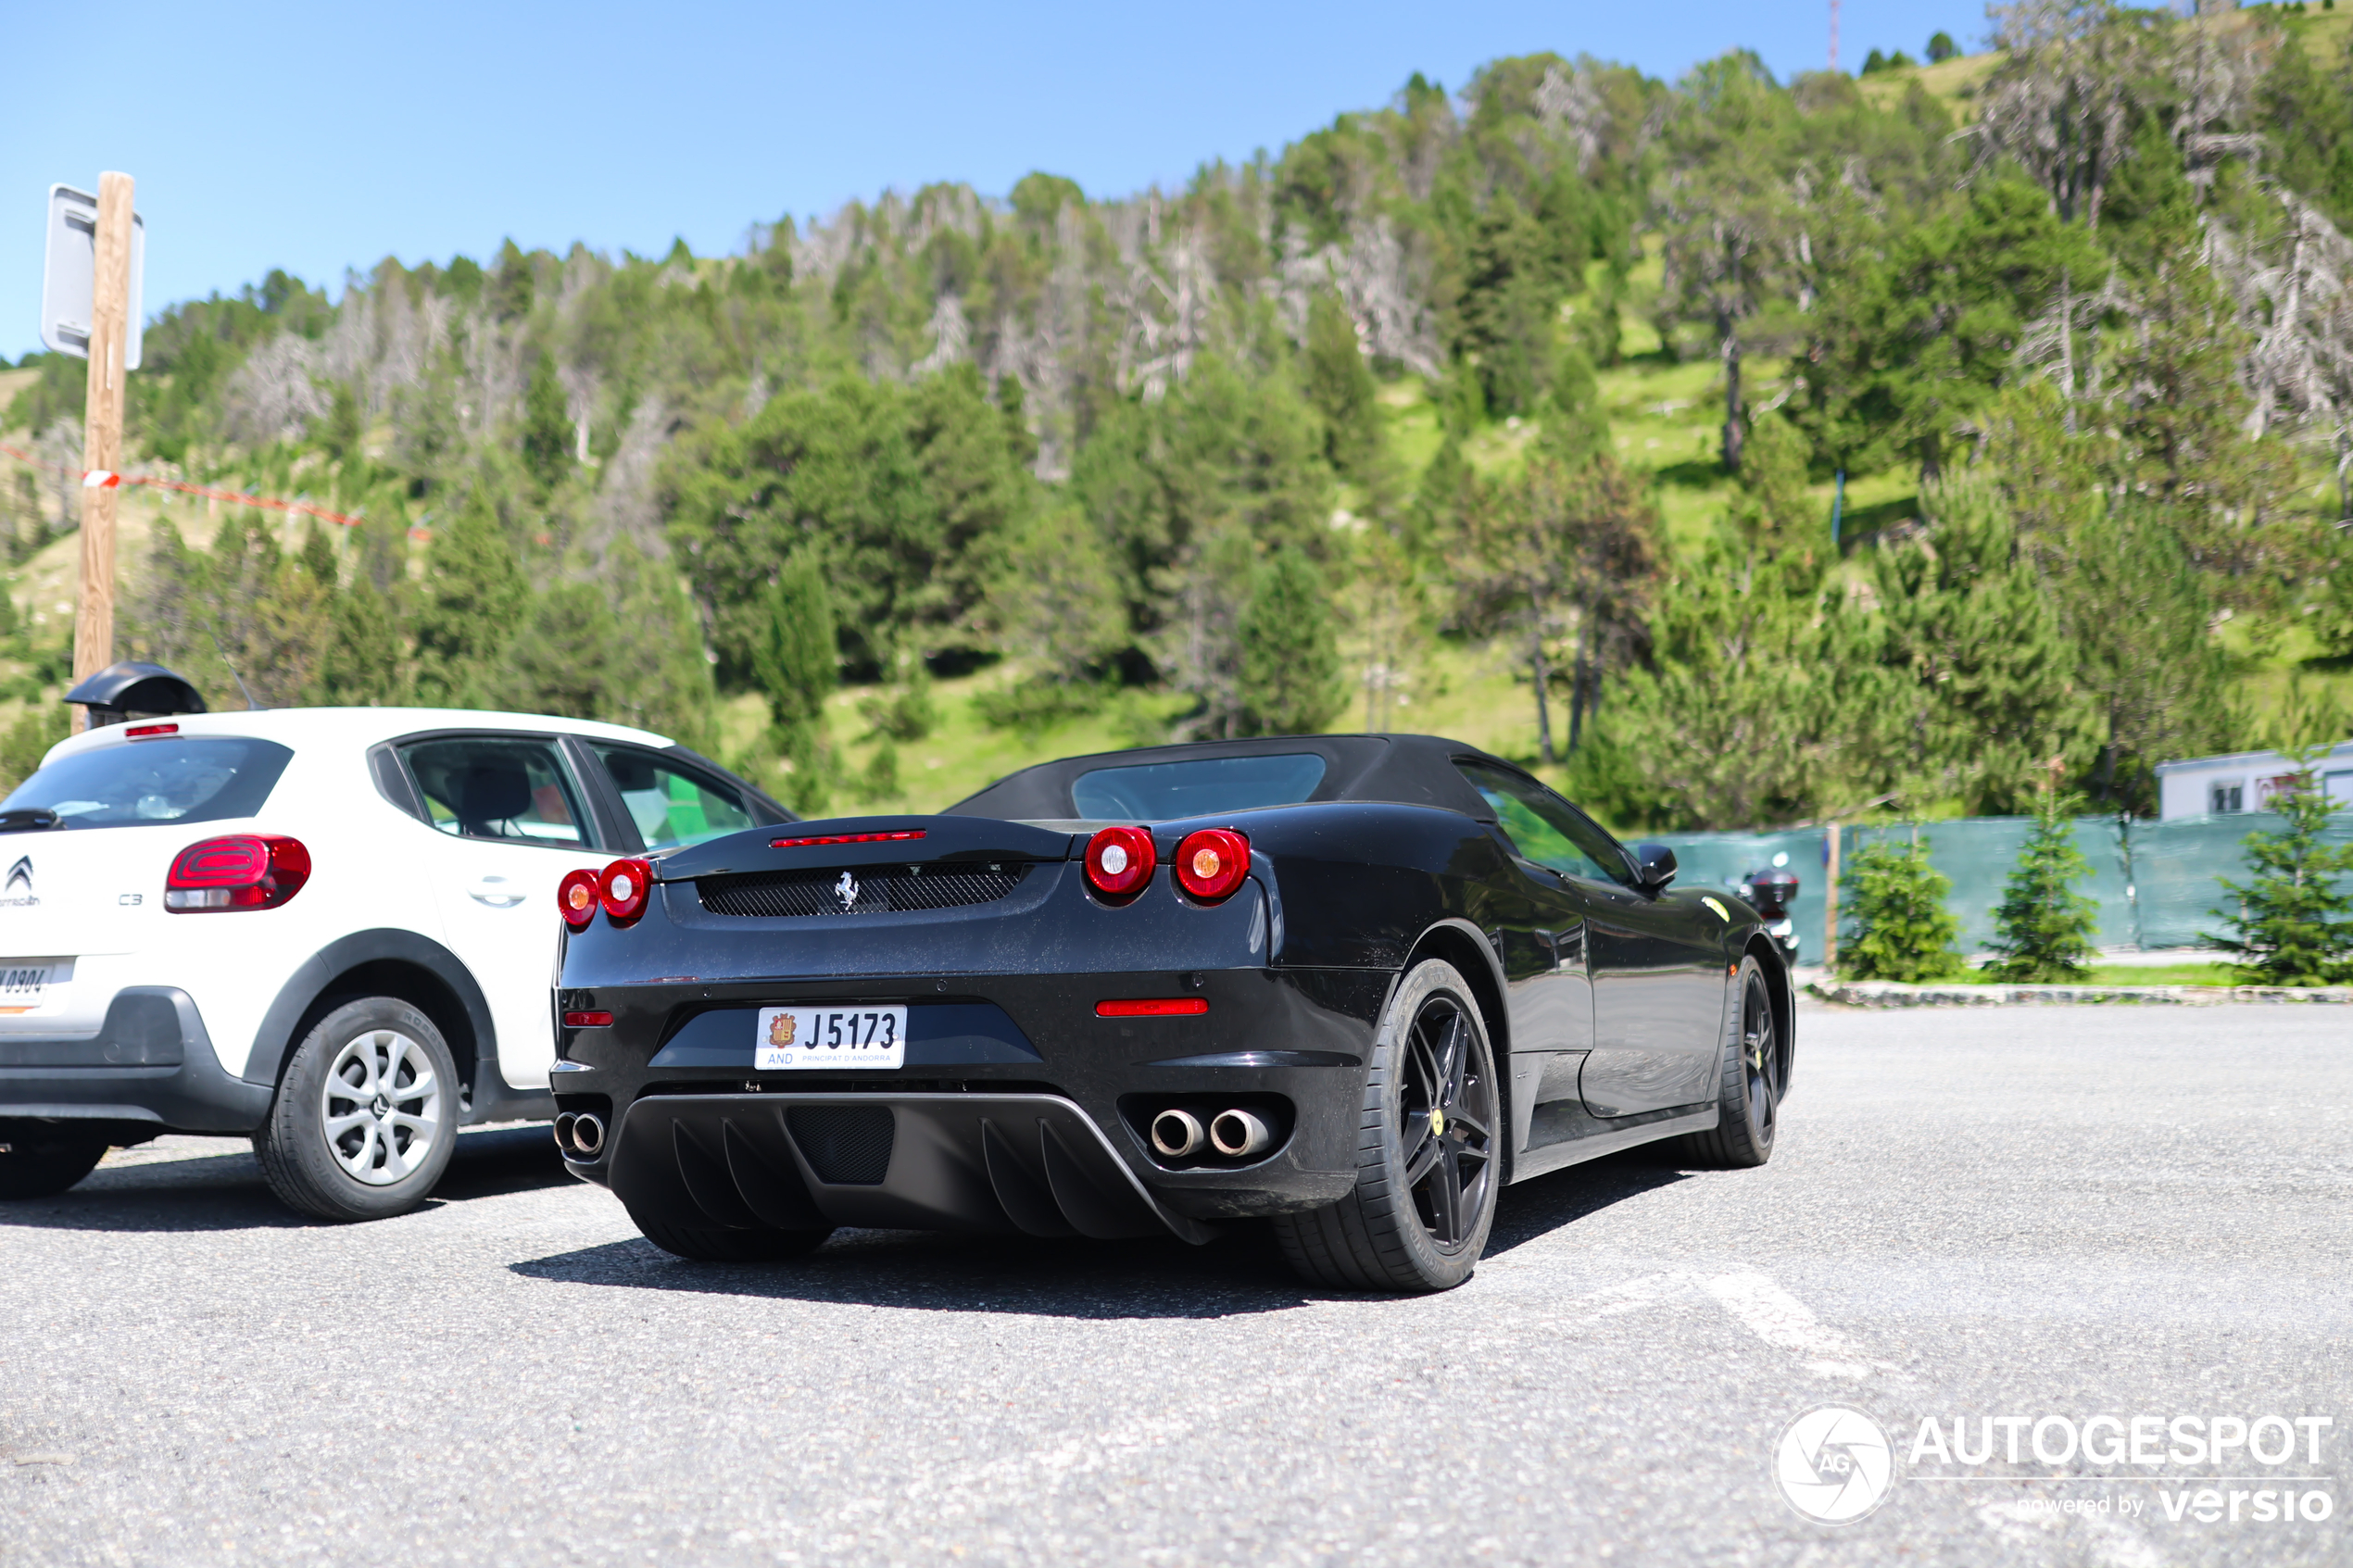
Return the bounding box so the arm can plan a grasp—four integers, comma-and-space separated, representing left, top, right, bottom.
164, 834, 310, 911
771, 830, 927, 848
125, 723, 178, 739
563, 1010, 613, 1028
1095, 997, 1208, 1018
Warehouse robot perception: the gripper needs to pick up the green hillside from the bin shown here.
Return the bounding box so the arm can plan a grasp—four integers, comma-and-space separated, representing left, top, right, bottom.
8, 7, 2353, 829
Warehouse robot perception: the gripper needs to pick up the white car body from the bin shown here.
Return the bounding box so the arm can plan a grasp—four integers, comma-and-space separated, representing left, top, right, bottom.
0, 707, 786, 1143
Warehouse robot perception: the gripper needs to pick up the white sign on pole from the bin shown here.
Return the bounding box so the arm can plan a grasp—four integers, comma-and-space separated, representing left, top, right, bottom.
40, 183, 145, 370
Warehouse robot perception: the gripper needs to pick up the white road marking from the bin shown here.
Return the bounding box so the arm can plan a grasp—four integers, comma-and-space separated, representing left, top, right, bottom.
1701, 1271, 1880, 1379
1558, 1269, 1887, 1378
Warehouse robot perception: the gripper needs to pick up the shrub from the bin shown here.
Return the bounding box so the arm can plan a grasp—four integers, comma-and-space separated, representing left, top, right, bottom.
1984, 789, 2100, 982
2208, 751, 2353, 985
1839, 833, 1963, 982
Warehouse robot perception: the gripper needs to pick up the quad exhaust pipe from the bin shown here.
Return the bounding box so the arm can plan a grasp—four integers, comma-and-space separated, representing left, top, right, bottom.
554, 1111, 606, 1159
1209, 1108, 1271, 1159
1150, 1106, 1274, 1160
1150, 1109, 1204, 1158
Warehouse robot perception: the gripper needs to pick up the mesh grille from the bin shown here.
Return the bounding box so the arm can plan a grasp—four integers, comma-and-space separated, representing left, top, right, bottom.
786, 1105, 896, 1184
696, 862, 1030, 918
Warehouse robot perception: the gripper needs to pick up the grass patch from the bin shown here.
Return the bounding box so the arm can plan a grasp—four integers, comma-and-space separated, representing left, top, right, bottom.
1961, 963, 2238, 987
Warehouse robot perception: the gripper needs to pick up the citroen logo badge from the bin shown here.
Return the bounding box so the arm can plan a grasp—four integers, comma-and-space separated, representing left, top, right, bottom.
836, 871, 860, 911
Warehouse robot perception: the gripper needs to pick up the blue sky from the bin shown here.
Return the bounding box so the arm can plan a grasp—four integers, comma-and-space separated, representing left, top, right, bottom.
9, 1, 1988, 358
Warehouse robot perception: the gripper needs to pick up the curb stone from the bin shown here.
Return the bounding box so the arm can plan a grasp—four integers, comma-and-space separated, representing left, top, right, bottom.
1805, 980, 2353, 1008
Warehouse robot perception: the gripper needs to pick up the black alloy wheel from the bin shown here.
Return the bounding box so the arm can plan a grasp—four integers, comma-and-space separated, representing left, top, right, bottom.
1397, 990, 1497, 1249
1678, 955, 1783, 1169
1273, 958, 1502, 1292
1737, 968, 1782, 1148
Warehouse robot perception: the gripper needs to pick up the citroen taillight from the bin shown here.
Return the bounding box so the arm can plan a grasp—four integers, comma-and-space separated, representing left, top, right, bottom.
164, 834, 311, 912
559, 868, 600, 930
598, 858, 653, 923
1174, 829, 1249, 902
1083, 826, 1155, 899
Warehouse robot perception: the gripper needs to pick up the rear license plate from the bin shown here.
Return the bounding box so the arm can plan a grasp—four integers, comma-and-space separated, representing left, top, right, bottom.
755, 1006, 907, 1071
0, 960, 70, 1016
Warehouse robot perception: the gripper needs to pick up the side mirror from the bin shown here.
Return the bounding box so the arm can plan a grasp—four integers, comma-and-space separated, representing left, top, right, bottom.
1633, 842, 1678, 891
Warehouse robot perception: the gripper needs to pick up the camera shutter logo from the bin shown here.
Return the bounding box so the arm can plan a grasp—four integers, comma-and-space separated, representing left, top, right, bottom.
1775, 1405, 1895, 1524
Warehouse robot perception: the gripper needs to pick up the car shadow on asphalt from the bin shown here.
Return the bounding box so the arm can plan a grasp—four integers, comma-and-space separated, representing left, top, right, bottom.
510, 1148, 1692, 1317
1483, 1148, 1695, 1258
0, 1125, 573, 1234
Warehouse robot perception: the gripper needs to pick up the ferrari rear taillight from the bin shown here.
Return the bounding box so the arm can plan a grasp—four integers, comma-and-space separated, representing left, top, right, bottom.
1083, 825, 1155, 898
559, 868, 600, 930
1174, 829, 1249, 902
598, 858, 654, 923
164, 834, 311, 912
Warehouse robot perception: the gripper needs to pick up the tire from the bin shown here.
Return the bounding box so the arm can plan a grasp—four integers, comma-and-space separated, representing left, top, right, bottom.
625, 1203, 833, 1263
1676, 956, 1785, 1169
0, 1131, 107, 1199
1273, 959, 1502, 1293
253, 997, 459, 1222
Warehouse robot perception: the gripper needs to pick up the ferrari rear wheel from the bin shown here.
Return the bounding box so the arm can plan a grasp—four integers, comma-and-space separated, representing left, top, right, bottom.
626, 1205, 834, 1263
1273, 958, 1499, 1293
1676, 956, 1783, 1169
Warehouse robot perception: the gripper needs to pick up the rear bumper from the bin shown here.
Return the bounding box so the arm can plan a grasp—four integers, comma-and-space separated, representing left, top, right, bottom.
0, 987, 272, 1135
555, 966, 1391, 1227
608, 1092, 1223, 1244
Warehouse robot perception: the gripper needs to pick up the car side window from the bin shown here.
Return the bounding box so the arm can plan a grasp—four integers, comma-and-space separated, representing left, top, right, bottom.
399, 736, 591, 847
1454, 761, 1632, 886
592, 745, 757, 852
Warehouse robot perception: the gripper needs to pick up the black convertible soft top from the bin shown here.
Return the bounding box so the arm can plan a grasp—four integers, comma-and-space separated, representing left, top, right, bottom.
944, 734, 1516, 822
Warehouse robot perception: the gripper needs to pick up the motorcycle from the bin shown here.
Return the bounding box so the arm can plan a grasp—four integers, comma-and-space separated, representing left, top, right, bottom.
1738, 856, 1801, 967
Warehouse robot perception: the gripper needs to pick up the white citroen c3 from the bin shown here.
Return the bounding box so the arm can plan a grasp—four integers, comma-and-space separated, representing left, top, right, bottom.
0, 687, 789, 1218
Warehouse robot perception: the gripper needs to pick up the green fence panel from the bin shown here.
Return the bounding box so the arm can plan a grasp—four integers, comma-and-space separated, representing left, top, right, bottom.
1653, 813, 2353, 957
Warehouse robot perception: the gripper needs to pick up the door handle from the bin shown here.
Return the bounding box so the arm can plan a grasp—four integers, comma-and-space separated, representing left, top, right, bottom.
467, 875, 528, 908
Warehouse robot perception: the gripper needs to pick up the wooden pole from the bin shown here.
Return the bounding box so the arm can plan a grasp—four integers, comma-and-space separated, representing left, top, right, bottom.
71, 171, 135, 734
1822, 822, 1842, 972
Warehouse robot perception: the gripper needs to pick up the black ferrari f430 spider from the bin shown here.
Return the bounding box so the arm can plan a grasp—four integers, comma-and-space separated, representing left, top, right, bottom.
548, 734, 1793, 1292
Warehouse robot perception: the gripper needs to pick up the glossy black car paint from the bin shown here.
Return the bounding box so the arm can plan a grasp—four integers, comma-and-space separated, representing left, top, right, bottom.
554, 735, 1794, 1243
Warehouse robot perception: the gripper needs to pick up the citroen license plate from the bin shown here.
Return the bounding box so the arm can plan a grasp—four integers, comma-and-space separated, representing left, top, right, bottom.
0, 959, 70, 1016
754, 1005, 907, 1071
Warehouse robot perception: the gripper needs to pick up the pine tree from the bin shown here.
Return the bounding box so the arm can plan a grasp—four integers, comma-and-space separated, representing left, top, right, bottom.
1840, 834, 1964, 982
522, 352, 573, 495
413, 490, 526, 705
1985, 769, 2100, 982
313, 574, 407, 706
2209, 751, 2353, 985
753, 549, 837, 815
1304, 290, 1382, 482
1238, 547, 1343, 736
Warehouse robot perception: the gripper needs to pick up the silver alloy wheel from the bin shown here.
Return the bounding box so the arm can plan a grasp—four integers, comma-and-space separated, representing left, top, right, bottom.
320, 1028, 443, 1186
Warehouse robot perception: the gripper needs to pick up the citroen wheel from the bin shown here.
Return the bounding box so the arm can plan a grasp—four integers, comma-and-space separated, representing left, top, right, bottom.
254, 997, 459, 1221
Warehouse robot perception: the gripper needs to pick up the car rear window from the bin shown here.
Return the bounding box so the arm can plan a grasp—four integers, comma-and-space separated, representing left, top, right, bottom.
1070, 753, 1327, 821
0, 736, 294, 829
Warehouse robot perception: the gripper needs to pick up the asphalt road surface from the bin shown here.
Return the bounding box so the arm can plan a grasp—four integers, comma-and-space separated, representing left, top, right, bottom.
2, 1003, 2346, 1567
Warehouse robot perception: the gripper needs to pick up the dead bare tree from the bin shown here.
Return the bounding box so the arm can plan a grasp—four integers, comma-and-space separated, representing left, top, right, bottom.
1973, 0, 2163, 230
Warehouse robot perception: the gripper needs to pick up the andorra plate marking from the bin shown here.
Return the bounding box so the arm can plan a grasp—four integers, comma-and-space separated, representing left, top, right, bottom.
754, 1005, 909, 1071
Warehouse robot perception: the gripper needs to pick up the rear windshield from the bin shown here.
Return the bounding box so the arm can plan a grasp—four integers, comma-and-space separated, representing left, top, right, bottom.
1070, 753, 1327, 821
0, 736, 294, 830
